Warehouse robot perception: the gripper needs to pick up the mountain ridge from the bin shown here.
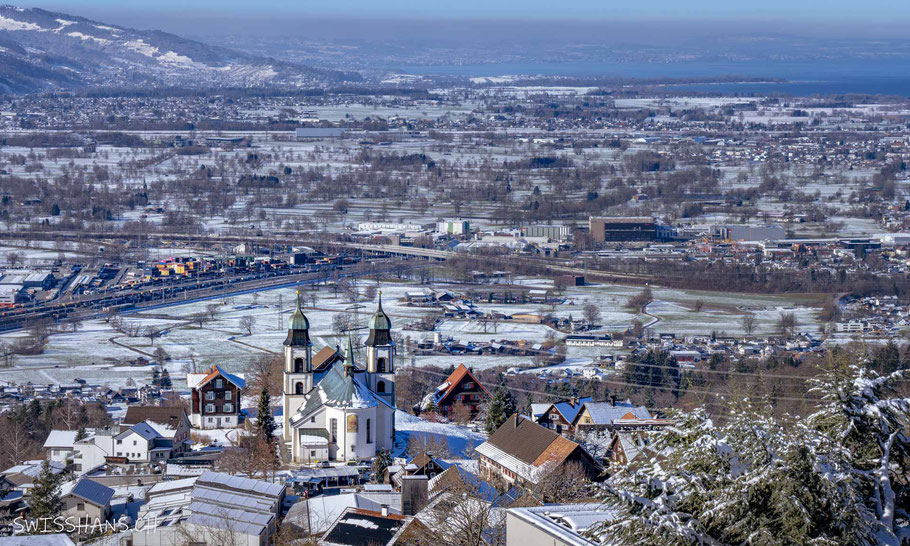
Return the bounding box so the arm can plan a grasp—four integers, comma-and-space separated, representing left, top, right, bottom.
0, 5, 360, 94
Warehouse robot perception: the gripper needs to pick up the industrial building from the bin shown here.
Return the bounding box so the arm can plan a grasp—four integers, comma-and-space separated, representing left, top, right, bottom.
295, 127, 345, 140
589, 217, 656, 242
713, 224, 786, 242
523, 224, 571, 241
436, 220, 470, 235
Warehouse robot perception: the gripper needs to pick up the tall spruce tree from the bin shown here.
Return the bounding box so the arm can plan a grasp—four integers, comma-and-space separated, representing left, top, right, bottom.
29, 460, 62, 524
485, 386, 516, 434
159, 368, 172, 389
255, 388, 276, 444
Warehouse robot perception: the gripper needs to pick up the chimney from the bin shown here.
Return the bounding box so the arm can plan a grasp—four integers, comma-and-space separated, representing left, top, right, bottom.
380, 504, 389, 517
401, 475, 429, 516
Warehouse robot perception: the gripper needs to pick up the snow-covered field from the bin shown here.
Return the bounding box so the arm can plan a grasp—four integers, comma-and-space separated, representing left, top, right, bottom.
0, 277, 824, 387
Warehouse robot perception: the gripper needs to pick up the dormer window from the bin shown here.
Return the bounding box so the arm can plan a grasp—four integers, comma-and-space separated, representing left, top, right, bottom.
215, 379, 224, 388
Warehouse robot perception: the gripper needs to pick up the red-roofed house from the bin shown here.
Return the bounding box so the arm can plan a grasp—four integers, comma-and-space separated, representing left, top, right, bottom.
419, 364, 490, 418
187, 365, 246, 429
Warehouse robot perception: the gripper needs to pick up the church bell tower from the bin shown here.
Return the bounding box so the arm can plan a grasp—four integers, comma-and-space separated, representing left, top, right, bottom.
282, 290, 312, 442
365, 291, 395, 408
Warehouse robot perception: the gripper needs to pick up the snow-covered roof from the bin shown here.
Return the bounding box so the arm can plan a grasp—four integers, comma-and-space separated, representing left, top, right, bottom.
117, 422, 162, 442
507, 503, 616, 546
43, 429, 93, 449
578, 402, 651, 425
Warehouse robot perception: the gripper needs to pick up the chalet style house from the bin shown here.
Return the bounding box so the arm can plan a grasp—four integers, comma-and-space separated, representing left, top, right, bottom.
187, 366, 246, 429
535, 397, 593, 435
420, 364, 489, 417
476, 414, 602, 487
282, 292, 396, 463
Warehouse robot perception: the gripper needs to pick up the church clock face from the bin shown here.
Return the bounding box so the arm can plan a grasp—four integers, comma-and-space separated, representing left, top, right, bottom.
346, 414, 358, 432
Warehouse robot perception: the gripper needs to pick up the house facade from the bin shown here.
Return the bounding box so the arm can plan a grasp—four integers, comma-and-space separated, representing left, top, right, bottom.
187, 366, 245, 429
535, 397, 592, 435
61, 479, 114, 528
476, 414, 602, 488
420, 364, 489, 417
121, 406, 192, 454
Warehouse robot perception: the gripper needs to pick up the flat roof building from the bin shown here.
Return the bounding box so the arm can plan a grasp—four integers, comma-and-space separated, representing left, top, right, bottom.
589, 217, 656, 242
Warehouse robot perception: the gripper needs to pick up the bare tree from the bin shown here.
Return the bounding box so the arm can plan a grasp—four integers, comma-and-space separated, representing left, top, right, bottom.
406, 474, 506, 546
450, 401, 473, 426
246, 354, 283, 396
332, 312, 352, 335
406, 433, 451, 459
583, 303, 601, 326
240, 316, 256, 336
741, 313, 757, 336
532, 460, 593, 503
777, 312, 797, 337
6, 251, 22, 267
52, 399, 83, 431
144, 326, 162, 346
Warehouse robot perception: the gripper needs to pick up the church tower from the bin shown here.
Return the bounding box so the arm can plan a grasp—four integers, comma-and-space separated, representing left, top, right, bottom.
283, 290, 312, 442
365, 291, 395, 408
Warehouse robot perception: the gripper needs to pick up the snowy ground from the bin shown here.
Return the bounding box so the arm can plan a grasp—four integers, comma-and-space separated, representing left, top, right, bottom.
393, 410, 485, 458
0, 277, 823, 387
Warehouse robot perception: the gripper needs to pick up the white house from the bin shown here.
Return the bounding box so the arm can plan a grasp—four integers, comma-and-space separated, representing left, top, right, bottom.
111, 423, 173, 464
44, 429, 94, 466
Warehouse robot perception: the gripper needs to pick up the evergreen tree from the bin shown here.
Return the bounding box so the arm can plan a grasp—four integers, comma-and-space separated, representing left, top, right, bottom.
25, 399, 41, 430
371, 449, 392, 484
485, 386, 516, 434
159, 369, 172, 389
29, 460, 62, 523
255, 389, 276, 444
151, 366, 161, 387
596, 364, 910, 545
74, 425, 87, 442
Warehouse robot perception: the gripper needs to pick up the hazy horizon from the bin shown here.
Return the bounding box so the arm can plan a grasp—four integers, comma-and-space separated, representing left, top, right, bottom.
23, 1, 910, 41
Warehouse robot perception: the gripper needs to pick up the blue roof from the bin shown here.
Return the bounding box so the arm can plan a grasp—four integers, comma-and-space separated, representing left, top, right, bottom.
70, 479, 115, 507
214, 365, 246, 389
551, 397, 593, 423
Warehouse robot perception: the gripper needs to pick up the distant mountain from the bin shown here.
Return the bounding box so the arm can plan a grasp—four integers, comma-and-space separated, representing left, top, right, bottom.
0, 5, 360, 93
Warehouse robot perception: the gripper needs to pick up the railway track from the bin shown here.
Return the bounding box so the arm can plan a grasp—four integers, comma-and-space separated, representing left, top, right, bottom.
0, 262, 412, 332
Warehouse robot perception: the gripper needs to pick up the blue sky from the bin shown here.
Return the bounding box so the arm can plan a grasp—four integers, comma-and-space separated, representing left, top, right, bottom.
34, 0, 910, 21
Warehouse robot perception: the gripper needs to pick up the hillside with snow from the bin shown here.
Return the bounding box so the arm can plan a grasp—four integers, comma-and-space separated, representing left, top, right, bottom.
0, 5, 360, 93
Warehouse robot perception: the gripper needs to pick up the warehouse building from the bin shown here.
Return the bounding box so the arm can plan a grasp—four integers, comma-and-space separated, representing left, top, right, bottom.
523, 224, 571, 241
589, 217, 656, 242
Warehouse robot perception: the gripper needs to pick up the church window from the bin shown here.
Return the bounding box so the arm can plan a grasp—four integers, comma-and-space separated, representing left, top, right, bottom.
295, 382, 304, 395
294, 357, 304, 373
377, 357, 387, 373
366, 418, 372, 444
330, 419, 338, 443
377, 381, 385, 393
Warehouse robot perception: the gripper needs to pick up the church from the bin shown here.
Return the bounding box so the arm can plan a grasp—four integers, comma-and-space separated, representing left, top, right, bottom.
281, 291, 396, 464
